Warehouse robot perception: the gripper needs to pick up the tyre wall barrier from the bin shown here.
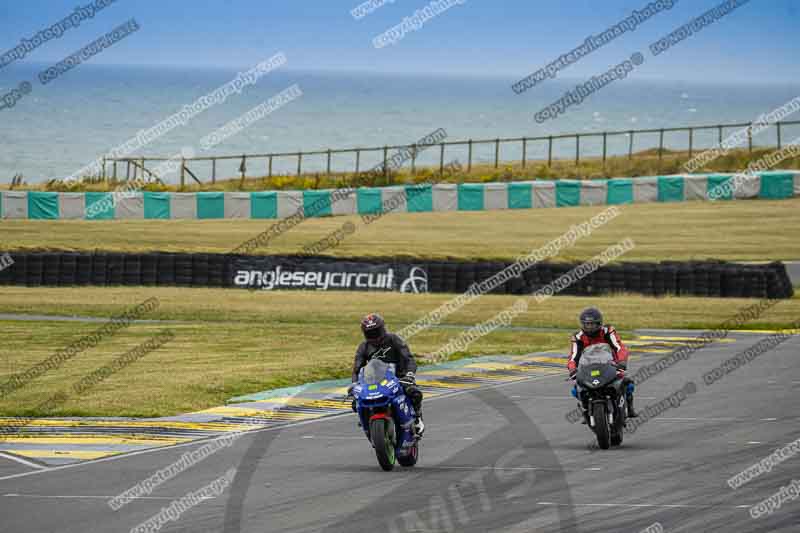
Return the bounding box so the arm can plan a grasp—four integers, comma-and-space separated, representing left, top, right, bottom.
0, 252, 793, 299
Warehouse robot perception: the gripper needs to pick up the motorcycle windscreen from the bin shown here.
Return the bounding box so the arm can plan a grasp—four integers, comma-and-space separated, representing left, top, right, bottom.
578, 344, 614, 367
362, 359, 390, 384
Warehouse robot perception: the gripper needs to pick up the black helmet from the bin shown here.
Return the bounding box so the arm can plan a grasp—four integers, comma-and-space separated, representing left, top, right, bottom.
361, 313, 386, 344
579, 307, 603, 336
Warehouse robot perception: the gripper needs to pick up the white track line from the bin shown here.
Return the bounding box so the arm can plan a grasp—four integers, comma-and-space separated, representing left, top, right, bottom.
2, 493, 189, 501
0, 372, 558, 483
536, 502, 744, 510
0, 452, 47, 470
511, 396, 657, 400
424, 466, 570, 472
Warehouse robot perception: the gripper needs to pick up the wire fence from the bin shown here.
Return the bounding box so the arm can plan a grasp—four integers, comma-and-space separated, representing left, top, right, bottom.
102, 119, 800, 186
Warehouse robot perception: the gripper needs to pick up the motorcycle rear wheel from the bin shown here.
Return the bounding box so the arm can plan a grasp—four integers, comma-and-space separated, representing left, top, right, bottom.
592, 403, 611, 450
370, 418, 396, 471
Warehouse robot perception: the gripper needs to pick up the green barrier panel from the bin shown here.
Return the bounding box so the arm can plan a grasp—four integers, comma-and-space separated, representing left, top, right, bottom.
28, 191, 59, 220
303, 190, 332, 217
85, 192, 115, 220
555, 180, 580, 207
457, 183, 484, 211
251, 191, 277, 219
357, 187, 383, 215
143, 192, 171, 219
658, 176, 684, 202
759, 172, 794, 199
507, 183, 532, 209
607, 178, 633, 205
706, 174, 733, 200
406, 184, 433, 212
197, 192, 225, 219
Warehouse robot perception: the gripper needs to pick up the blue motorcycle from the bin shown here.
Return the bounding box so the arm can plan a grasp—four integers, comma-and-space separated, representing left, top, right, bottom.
351, 358, 419, 471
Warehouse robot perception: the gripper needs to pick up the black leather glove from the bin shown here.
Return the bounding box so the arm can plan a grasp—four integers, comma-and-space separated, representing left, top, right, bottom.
346, 382, 357, 396
400, 371, 416, 385
568, 369, 577, 381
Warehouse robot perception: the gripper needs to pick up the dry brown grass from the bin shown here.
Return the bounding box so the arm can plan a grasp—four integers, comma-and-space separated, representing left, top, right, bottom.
1, 197, 798, 262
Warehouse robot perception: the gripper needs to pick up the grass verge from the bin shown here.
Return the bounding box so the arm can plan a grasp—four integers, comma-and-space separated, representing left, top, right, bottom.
2, 197, 799, 262
1, 287, 798, 418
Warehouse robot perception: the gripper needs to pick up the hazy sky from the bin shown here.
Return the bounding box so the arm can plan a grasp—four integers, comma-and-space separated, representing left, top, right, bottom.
0, 0, 798, 82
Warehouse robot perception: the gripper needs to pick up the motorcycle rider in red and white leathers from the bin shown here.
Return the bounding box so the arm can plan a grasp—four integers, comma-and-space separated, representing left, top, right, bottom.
567, 307, 638, 422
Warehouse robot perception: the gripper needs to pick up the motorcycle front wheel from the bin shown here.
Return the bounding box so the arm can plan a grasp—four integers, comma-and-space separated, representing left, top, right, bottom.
370, 418, 396, 471
592, 402, 611, 450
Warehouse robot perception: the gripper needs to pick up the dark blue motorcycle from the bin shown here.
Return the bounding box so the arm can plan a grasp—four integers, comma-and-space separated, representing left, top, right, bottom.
574, 344, 627, 450
352, 358, 419, 471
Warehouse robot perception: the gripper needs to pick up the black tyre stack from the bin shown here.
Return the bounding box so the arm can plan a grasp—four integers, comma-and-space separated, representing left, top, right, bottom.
157, 253, 176, 286
208, 254, 227, 287
26, 254, 43, 287
141, 254, 158, 286
443, 262, 459, 293
11, 254, 27, 285
192, 254, 209, 287
42, 253, 60, 286
92, 253, 108, 286
59, 253, 78, 286
425, 262, 445, 293
76, 254, 93, 286
0, 255, 13, 286
107, 254, 125, 285
174, 255, 193, 287
0, 252, 793, 299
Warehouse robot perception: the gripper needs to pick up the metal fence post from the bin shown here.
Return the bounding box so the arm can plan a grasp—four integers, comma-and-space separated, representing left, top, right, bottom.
658, 128, 664, 170
688, 128, 693, 159
439, 143, 445, 176
212, 158, 217, 184
126, 160, 130, 181
297, 152, 302, 177
180, 158, 186, 188
112, 160, 118, 181
411, 145, 417, 175
777, 122, 782, 149
522, 138, 527, 169
468, 139, 473, 172
628, 131, 634, 159
239, 155, 247, 183
268, 155, 273, 179
747, 126, 753, 153
101, 157, 106, 181
602, 132, 607, 168
718, 125, 723, 145
383, 146, 388, 179
575, 135, 580, 166
355, 149, 360, 175
494, 138, 500, 168
547, 136, 553, 167
326, 149, 332, 178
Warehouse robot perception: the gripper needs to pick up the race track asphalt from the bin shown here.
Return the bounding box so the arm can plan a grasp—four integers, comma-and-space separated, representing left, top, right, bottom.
1, 330, 798, 533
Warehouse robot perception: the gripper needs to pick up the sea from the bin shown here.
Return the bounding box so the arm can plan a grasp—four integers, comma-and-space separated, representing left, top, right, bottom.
1, 62, 799, 183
